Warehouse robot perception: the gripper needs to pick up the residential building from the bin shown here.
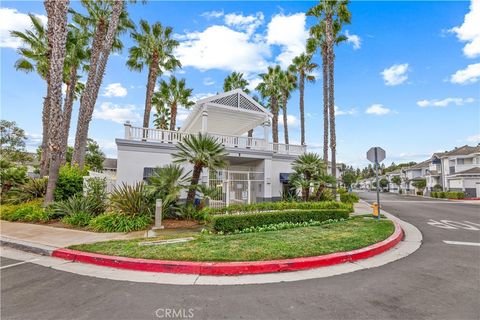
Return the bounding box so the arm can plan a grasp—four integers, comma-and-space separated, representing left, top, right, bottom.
115, 90, 306, 206
402, 160, 429, 194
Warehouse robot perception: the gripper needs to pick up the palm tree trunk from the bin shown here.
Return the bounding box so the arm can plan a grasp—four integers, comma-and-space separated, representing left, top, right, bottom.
327, 15, 337, 197
170, 101, 178, 131
44, 0, 69, 204
39, 95, 50, 176
299, 72, 305, 146
72, 1, 124, 168
282, 93, 289, 145
143, 59, 159, 129
271, 96, 279, 144
60, 68, 78, 166
247, 129, 253, 138
322, 44, 329, 165
187, 164, 202, 205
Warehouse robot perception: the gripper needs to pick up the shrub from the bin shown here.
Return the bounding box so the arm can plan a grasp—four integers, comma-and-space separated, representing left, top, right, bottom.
84, 177, 108, 214
337, 188, 348, 195
88, 212, 152, 232
51, 195, 100, 217
431, 192, 437, 198
445, 191, 465, 199
176, 204, 207, 221
202, 201, 353, 216
416, 191, 423, 196
109, 182, 154, 217
340, 193, 359, 204
6, 177, 48, 204
61, 211, 93, 227
318, 188, 334, 201
54, 164, 88, 201
0, 199, 52, 222
210, 209, 350, 233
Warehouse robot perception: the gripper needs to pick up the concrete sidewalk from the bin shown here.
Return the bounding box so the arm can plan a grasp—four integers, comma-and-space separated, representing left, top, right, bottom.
0, 220, 143, 253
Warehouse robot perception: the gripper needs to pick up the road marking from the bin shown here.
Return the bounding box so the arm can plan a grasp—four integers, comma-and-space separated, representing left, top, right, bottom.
443, 241, 480, 247
427, 219, 480, 230
0, 259, 39, 270
464, 221, 480, 227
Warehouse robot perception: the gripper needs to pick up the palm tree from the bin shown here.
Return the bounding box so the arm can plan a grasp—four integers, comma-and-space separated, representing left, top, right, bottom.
153, 76, 195, 131
291, 152, 324, 201
11, 14, 50, 176
256, 65, 282, 144
148, 164, 188, 211
173, 133, 228, 205
223, 72, 250, 93
288, 53, 317, 146
72, 0, 134, 168
307, 0, 351, 196
278, 69, 297, 145
44, 0, 70, 204
127, 20, 181, 129
152, 101, 171, 130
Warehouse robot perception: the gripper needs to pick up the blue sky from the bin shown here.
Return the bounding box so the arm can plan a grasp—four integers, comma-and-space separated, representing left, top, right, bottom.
1, 0, 479, 167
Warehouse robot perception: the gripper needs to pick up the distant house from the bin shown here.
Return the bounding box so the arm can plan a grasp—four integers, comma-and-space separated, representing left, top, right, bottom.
402, 160, 429, 194
102, 158, 117, 175
386, 169, 402, 193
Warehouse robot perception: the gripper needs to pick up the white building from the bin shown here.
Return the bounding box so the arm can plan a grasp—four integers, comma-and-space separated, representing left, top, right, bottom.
115, 90, 307, 205
402, 160, 429, 194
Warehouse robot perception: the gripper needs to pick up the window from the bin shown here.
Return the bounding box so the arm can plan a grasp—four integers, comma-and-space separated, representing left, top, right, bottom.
457, 159, 464, 165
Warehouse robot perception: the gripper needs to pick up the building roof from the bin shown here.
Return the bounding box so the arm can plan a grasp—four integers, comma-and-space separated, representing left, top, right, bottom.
450, 167, 480, 176
102, 158, 117, 170
441, 145, 480, 157
405, 159, 430, 170
425, 169, 439, 176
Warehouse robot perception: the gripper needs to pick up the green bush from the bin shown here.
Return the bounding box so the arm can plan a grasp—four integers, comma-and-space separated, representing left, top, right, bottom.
337, 188, 348, 195
0, 199, 52, 222
317, 188, 335, 201
54, 164, 88, 201
210, 209, 350, 233
202, 201, 353, 216
88, 212, 152, 232
445, 191, 465, 199
340, 193, 359, 204
62, 211, 93, 227
51, 195, 101, 217
84, 177, 108, 215
109, 182, 154, 217
5, 177, 48, 204
176, 204, 207, 221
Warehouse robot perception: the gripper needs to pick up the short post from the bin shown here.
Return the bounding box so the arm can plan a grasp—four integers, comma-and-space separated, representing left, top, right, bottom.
153, 199, 164, 230
124, 121, 132, 139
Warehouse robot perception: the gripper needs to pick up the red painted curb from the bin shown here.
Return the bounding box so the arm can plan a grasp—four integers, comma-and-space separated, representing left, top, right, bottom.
52, 220, 403, 276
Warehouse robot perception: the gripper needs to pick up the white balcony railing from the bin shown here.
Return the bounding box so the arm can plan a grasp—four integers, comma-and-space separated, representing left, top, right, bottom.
124, 125, 306, 155
453, 163, 479, 174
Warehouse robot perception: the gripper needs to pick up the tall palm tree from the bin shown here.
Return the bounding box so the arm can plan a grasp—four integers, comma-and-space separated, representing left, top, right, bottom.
11, 14, 50, 176
278, 69, 297, 145
288, 53, 317, 146
223, 71, 250, 93
172, 133, 228, 205
256, 65, 282, 144
152, 101, 171, 130
307, 0, 351, 195
72, 0, 134, 168
152, 76, 195, 131
44, 0, 70, 204
127, 20, 181, 129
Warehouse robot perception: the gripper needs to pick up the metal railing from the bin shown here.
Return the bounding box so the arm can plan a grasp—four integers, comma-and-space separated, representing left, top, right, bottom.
124, 124, 306, 155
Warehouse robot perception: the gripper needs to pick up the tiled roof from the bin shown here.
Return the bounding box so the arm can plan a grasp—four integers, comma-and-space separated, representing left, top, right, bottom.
442, 145, 480, 157
451, 167, 480, 175
103, 158, 117, 170
405, 159, 430, 170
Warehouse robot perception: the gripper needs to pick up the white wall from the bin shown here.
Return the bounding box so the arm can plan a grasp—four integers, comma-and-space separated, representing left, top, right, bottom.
270, 156, 295, 200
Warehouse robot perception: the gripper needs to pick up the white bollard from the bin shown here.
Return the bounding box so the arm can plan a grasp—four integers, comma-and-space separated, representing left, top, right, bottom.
153, 199, 164, 230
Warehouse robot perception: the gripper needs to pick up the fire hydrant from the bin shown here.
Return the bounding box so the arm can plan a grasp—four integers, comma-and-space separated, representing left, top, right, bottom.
372, 202, 379, 217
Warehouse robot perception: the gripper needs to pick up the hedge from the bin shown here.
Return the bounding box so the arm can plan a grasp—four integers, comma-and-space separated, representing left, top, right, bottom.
202, 201, 353, 216
431, 191, 465, 199
210, 209, 350, 233
340, 193, 359, 204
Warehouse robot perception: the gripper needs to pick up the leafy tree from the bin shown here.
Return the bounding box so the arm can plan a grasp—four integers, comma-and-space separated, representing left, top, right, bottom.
379, 178, 389, 189
127, 19, 180, 128
341, 171, 356, 189
289, 53, 317, 146
173, 134, 228, 205
0, 120, 31, 164
223, 72, 250, 93
85, 138, 106, 171
391, 175, 402, 190
412, 179, 427, 192
0, 159, 27, 195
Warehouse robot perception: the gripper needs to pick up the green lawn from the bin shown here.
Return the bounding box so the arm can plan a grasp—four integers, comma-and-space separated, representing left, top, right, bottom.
69, 217, 394, 262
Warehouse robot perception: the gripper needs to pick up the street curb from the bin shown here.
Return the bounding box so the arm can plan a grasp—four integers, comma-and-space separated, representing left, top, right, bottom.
51, 220, 403, 276
0, 236, 56, 256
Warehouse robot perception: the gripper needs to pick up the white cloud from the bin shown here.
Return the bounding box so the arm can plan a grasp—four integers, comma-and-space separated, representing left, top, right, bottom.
417, 97, 475, 107
278, 114, 299, 127
102, 83, 127, 97
466, 134, 480, 143
266, 13, 308, 69
345, 30, 361, 50
201, 10, 224, 19
93, 102, 141, 124
449, 0, 480, 58
381, 63, 409, 86
450, 63, 480, 84
224, 12, 264, 36
175, 25, 270, 74
0, 8, 47, 49
192, 92, 216, 101
334, 105, 357, 116
365, 104, 392, 115
203, 77, 215, 86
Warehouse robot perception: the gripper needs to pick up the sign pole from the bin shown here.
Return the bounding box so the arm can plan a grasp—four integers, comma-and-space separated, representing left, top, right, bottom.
374, 149, 381, 220
366, 146, 386, 220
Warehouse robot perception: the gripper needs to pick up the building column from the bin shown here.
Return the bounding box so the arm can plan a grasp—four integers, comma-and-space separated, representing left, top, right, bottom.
263, 118, 271, 146
201, 107, 208, 134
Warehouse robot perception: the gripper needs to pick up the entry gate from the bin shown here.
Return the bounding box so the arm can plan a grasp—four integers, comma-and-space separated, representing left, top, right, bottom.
207, 170, 264, 208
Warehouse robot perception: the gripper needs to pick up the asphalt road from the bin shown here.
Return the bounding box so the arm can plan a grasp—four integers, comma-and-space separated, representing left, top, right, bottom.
1, 192, 479, 320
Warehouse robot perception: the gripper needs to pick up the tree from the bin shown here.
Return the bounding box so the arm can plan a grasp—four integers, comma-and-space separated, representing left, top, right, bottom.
223, 72, 250, 93
379, 178, 389, 190
257, 65, 282, 144
307, 0, 351, 197
391, 175, 402, 191
291, 152, 324, 201
278, 69, 297, 145
72, 0, 134, 168
44, 0, 70, 204
288, 53, 317, 146
152, 102, 171, 130
412, 179, 427, 194
84, 138, 106, 171
341, 171, 356, 189
172, 133, 228, 205
147, 164, 188, 212
152, 76, 195, 131
0, 120, 31, 164
127, 20, 180, 129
